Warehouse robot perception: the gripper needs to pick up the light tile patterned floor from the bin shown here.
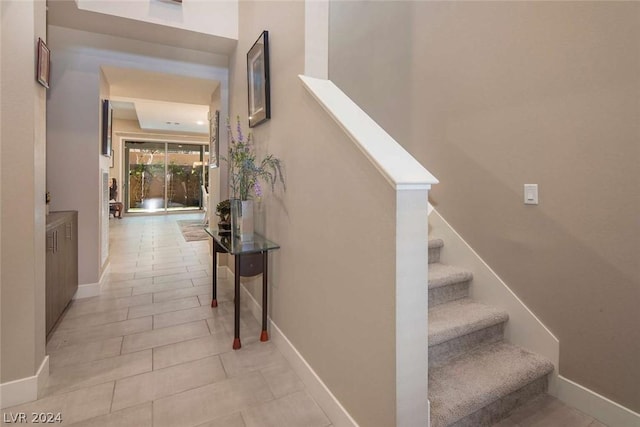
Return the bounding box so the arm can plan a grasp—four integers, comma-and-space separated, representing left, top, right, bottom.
4, 214, 610, 427
4, 214, 332, 427
492, 394, 609, 427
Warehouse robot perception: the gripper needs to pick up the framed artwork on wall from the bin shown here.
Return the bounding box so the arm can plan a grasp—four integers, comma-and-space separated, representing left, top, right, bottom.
101, 100, 112, 157
36, 38, 50, 88
247, 30, 270, 128
209, 110, 220, 169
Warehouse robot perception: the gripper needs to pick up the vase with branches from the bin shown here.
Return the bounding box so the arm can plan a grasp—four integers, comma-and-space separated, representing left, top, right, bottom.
225, 117, 284, 201
223, 117, 284, 240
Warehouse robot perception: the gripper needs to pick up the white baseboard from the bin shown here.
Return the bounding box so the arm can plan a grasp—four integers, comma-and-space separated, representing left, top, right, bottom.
225, 267, 358, 427
0, 356, 49, 409
556, 376, 640, 427
73, 282, 101, 299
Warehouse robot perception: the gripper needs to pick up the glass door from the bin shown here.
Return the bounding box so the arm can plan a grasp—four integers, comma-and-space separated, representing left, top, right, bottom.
124, 141, 205, 213
166, 143, 203, 211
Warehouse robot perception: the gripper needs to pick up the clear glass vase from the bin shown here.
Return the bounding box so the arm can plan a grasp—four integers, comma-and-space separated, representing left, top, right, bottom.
230, 199, 254, 242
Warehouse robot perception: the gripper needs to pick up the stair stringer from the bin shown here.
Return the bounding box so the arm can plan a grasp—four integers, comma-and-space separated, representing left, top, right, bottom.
427, 208, 560, 396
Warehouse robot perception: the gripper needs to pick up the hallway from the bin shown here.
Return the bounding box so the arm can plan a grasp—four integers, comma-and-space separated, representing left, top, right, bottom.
4, 214, 333, 427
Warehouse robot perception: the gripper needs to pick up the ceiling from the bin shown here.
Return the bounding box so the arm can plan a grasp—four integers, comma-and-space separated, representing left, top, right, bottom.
47, 0, 237, 55
102, 66, 219, 136
47, 2, 225, 137
111, 99, 210, 135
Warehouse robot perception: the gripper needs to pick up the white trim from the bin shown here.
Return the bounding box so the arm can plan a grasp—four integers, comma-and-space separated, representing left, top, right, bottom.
0, 356, 49, 409
299, 75, 438, 192
36, 356, 50, 399
395, 190, 430, 427
428, 208, 560, 393
226, 267, 358, 427
73, 282, 101, 299
556, 375, 640, 427
304, 0, 329, 79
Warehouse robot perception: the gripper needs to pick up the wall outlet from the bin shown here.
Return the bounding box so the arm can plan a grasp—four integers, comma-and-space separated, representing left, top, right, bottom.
524, 184, 538, 205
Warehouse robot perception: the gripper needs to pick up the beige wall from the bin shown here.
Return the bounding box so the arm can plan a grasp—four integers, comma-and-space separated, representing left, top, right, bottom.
0, 0, 47, 384
228, 2, 399, 425
330, 1, 640, 412
47, 25, 227, 285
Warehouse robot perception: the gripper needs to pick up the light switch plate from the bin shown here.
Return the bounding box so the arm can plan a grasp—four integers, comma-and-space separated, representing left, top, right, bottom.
524, 184, 538, 205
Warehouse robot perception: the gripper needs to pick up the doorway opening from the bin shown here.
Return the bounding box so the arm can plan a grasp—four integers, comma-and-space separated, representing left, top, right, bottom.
124, 141, 208, 213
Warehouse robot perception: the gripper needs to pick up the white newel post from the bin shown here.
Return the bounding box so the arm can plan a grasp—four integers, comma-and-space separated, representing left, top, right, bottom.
396, 188, 430, 427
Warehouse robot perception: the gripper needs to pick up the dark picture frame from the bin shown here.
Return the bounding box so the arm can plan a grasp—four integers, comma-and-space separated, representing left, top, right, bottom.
247, 31, 270, 128
36, 38, 50, 88
101, 100, 112, 157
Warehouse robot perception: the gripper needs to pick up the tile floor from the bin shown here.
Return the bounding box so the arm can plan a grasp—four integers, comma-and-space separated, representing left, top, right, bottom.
3, 214, 610, 427
4, 214, 332, 427
493, 394, 608, 426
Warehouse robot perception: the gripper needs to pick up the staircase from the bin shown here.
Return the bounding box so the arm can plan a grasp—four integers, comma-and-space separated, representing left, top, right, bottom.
428, 238, 554, 427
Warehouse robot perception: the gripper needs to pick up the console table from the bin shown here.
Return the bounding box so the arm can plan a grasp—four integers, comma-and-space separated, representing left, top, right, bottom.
205, 228, 280, 350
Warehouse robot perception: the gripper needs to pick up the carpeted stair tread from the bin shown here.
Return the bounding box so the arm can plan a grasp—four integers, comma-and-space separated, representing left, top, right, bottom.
429, 342, 554, 427
428, 298, 509, 346
428, 263, 473, 289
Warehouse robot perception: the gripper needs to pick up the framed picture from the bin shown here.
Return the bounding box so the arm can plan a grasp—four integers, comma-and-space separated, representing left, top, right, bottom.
209, 110, 220, 169
36, 38, 50, 88
247, 31, 270, 128
101, 100, 112, 157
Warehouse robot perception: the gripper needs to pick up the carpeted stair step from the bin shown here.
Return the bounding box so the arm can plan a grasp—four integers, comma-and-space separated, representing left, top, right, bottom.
429, 238, 444, 264
429, 342, 554, 427
428, 263, 473, 306
428, 298, 509, 368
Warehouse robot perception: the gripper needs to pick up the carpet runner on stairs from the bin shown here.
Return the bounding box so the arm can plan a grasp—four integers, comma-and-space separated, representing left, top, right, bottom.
428, 238, 554, 427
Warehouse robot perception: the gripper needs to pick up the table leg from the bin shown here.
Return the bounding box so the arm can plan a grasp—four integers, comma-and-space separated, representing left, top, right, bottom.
232, 254, 241, 350
211, 241, 218, 308
260, 251, 269, 342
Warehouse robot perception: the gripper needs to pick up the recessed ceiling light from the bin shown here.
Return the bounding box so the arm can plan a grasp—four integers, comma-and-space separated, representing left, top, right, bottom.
196, 120, 204, 125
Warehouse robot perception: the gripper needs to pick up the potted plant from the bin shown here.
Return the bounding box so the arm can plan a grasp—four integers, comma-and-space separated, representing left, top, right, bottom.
224, 117, 285, 240
215, 199, 231, 234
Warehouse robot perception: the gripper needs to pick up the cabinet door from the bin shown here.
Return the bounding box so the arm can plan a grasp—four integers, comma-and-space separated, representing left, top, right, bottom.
63, 215, 78, 303
45, 229, 59, 335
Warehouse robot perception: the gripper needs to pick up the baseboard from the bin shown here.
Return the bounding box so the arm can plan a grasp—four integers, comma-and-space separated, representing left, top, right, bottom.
226, 267, 358, 427
428, 209, 560, 394
73, 282, 101, 299
556, 375, 640, 427
74, 262, 111, 300
0, 356, 49, 409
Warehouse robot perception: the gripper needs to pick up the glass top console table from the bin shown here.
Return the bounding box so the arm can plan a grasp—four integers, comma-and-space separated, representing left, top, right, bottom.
204, 228, 280, 350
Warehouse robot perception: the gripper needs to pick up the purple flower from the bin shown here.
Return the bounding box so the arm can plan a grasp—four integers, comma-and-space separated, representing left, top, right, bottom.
254, 181, 263, 198
236, 118, 244, 143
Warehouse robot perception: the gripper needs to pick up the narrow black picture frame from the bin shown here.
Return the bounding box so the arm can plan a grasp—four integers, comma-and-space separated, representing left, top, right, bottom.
36, 38, 50, 89
247, 30, 270, 128
101, 99, 112, 157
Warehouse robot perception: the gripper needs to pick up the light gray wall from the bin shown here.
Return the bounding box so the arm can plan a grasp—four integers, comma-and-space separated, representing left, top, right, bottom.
0, 0, 47, 384
227, 2, 400, 425
47, 25, 229, 285
329, 1, 640, 412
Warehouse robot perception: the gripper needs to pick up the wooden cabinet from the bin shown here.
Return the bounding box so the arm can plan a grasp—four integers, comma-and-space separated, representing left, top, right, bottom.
46, 211, 78, 336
